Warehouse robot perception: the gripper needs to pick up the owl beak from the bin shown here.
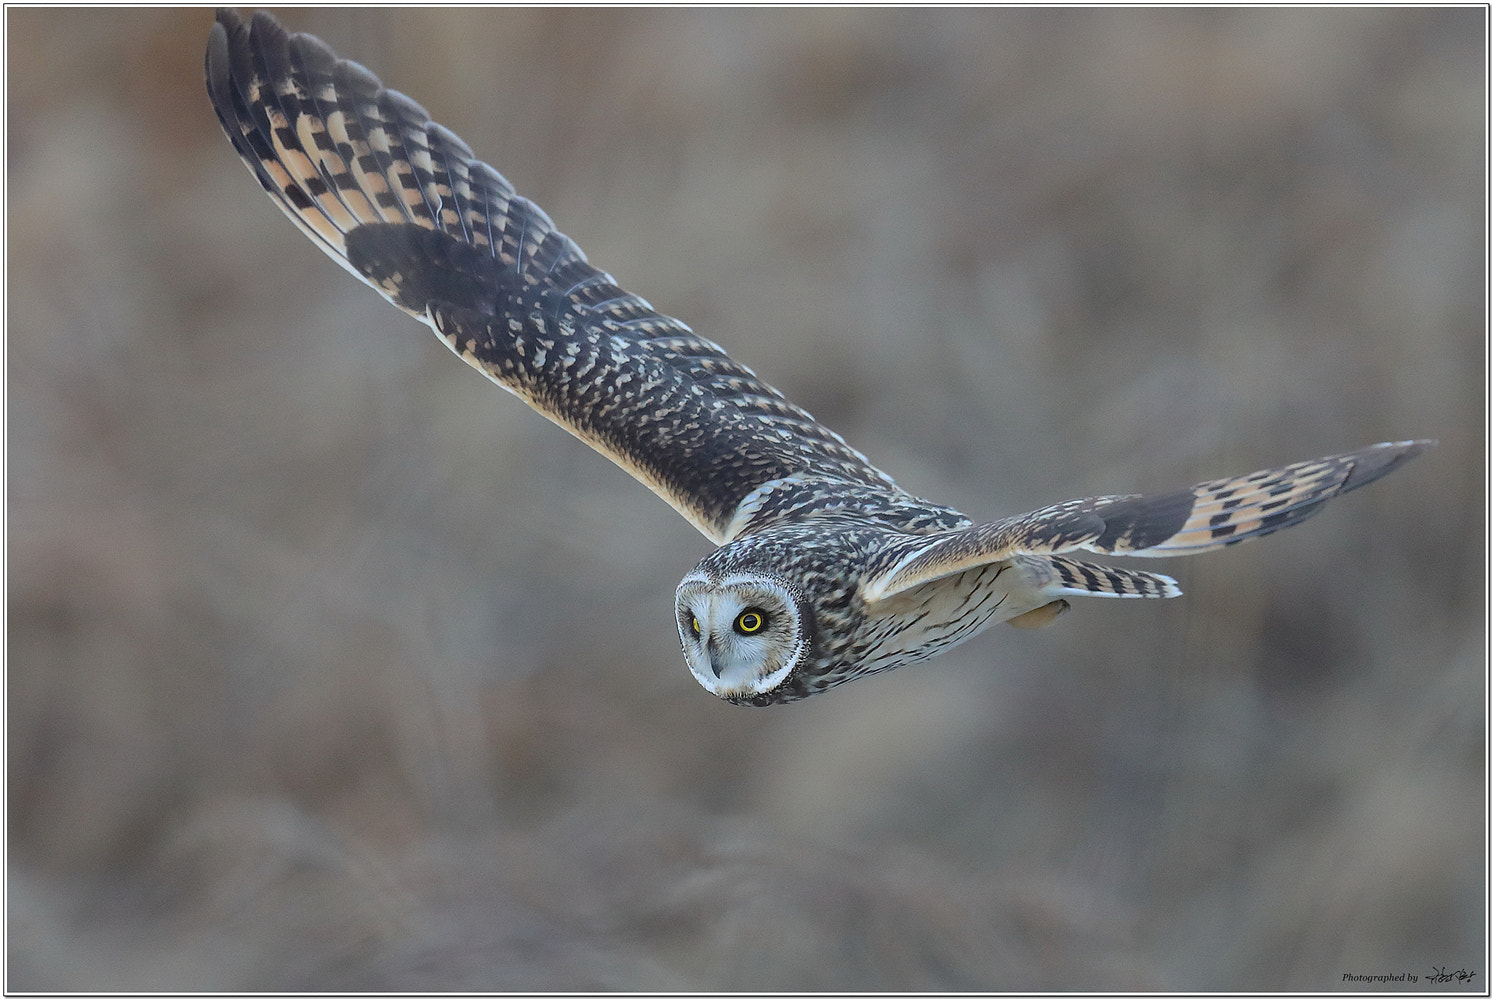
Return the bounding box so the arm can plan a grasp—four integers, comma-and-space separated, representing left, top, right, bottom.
706, 638, 724, 678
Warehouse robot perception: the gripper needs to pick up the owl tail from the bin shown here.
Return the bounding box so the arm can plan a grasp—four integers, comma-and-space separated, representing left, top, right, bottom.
1044, 554, 1181, 599
1007, 555, 1180, 629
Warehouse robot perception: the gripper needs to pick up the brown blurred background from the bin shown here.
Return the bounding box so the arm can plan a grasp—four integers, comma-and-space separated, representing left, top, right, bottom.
7, 7, 1484, 991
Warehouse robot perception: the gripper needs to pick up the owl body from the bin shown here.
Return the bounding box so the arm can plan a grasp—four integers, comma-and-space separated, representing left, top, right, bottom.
207, 10, 1430, 706
681, 514, 1069, 705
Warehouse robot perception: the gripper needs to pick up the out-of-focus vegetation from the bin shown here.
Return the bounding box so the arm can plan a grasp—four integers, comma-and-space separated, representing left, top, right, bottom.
8, 7, 1483, 990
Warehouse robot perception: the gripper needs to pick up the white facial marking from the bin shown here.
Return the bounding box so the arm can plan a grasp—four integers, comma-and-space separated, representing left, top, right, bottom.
675, 572, 802, 700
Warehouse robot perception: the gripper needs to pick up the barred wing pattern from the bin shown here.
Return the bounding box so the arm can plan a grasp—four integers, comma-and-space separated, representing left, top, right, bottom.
863, 441, 1432, 603
206, 8, 898, 543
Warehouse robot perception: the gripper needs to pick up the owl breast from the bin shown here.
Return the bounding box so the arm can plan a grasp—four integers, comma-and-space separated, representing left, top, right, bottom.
848, 559, 1052, 678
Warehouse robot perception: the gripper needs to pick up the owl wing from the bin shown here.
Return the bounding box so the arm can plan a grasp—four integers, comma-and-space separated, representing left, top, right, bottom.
206, 9, 898, 544
861, 440, 1433, 604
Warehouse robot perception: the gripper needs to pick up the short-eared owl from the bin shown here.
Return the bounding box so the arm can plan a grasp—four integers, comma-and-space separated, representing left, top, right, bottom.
207, 10, 1431, 705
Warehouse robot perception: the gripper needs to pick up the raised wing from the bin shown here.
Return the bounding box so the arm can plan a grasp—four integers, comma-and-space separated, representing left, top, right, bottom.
862, 440, 1433, 604
206, 8, 898, 543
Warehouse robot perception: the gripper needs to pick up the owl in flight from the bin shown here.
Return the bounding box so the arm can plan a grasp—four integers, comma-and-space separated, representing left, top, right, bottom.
207, 9, 1430, 705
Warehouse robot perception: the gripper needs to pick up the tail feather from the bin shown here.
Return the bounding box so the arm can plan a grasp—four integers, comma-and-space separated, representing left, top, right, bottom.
1046, 555, 1181, 599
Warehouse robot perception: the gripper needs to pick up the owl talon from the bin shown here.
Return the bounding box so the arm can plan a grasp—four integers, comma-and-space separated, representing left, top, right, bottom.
1007, 600, 1070, 629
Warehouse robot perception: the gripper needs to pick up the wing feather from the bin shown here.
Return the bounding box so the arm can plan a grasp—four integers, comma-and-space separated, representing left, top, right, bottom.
206, 9, 895, 543
862, 440, 1433, 603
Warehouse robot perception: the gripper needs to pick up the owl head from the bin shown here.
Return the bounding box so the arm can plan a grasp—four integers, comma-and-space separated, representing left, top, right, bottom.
674, 568, 816, 703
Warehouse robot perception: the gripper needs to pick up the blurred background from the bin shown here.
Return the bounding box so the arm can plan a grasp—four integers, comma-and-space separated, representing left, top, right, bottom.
7, 7, 1484, 991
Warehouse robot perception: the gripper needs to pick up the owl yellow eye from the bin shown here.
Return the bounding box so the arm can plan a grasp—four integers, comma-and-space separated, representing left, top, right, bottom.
690, 616, 702, 636
734, 609, 767, 635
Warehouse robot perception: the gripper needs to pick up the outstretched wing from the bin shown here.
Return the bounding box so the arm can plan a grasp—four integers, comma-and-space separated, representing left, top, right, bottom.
205, 8, 898, 544
863, 440, 1433, 604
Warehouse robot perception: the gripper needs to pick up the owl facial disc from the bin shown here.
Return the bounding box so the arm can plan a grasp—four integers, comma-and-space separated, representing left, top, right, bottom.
675, 572, 807, 701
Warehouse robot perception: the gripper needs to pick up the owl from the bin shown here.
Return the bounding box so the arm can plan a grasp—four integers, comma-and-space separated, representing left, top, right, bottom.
206, 10, 1431, 705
